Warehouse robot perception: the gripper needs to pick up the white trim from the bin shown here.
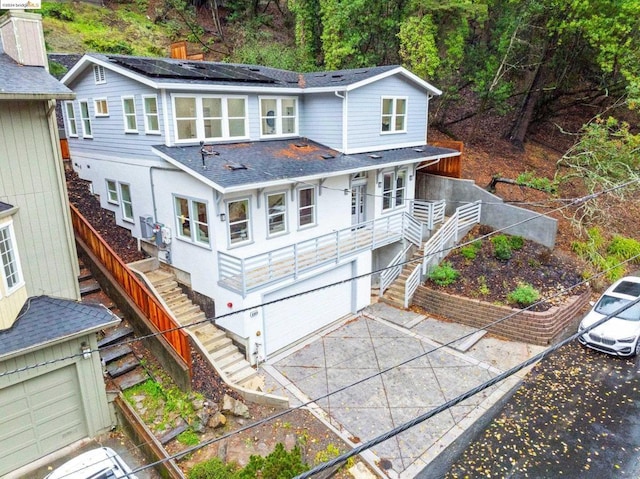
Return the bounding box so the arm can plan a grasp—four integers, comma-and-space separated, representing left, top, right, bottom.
226, 197, 252, 246
118, 182, 134, 222
161, 89, 172, 145
105, 179, 119, 204
93, 98, 109, 117
142, 94, 161, 134
121, 96, 138, 133
265, 190, 288, 238
258, 96, 299, 138
93, 64, 106, 84
297, 185, 317, 230
173, 194, 211, 246
64, 100, 78, 137
380, 96, 408, 134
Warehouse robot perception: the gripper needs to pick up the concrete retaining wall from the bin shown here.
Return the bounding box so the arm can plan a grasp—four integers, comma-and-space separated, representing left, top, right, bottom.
413, 286, 591, 345
417, 173, 557, 248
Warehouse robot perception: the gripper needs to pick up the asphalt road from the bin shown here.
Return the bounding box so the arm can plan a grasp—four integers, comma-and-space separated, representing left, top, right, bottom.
418, 342, 640, 478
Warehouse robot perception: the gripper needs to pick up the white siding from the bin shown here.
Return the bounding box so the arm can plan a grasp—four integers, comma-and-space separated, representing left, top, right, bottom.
299, 92, 343, 150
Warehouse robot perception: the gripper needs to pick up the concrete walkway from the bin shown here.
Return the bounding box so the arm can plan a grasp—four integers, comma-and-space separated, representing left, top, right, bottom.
261, 302, 545, 478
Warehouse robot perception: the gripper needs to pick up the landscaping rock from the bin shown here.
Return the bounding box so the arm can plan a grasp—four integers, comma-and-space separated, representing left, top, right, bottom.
207, 411, 227, 428
221, 394, 251, 418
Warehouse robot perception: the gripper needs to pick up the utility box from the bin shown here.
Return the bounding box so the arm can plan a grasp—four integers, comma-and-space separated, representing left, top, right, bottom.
139, 215, 154, 239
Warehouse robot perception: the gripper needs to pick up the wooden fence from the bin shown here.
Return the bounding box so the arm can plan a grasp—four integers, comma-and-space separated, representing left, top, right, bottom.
69, 204, 192, 370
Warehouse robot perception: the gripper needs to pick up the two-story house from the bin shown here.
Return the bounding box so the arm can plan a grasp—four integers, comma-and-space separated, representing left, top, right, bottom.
0, 11, 118, 475
60, 53, 460, 364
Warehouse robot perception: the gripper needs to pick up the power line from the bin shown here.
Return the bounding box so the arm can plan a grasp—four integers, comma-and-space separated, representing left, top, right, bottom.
2, 178, 638, 380
125, 256, 640, 477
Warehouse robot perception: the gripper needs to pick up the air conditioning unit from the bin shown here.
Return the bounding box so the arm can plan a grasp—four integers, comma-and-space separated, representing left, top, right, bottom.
139, 215, 154, 239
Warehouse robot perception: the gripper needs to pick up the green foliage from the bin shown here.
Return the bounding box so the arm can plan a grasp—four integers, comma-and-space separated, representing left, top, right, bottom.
491, 235, 513, 261
515, 172, 557, 193
188, 457, 239, 479
608, 236, 640, 263
507, 283, 540, 307
572, 228, 638, 281
39, 2, 75, 21
476, 275, 490, 296
509, 236, 524, 250
398, 15, 440, 78
429, 261, 460, 286
229, 30, 314, 71
48, 60, 68, 78
84, 38, 134, 54
177, 429, 200, 446
239, 444, 309, 479
460, 240, 482, 260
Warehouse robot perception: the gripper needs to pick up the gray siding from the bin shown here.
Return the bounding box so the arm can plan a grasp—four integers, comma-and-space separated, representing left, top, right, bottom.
65, 69, 165, 160
0, 100, 80, 300
346, 75, 428, 152
299, 92, 343, 150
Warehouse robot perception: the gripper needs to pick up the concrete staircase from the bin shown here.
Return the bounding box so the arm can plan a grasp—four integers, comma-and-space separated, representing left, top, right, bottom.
145, 269, 264, 391
379, 245, 424, 309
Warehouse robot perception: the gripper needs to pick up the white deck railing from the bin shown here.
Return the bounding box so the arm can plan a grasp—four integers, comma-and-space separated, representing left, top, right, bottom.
379, 244, 413, 297
410, 199, 446, 231
218, 211, 420, 296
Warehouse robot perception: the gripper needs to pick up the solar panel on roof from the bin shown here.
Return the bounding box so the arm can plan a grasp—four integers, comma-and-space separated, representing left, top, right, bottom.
109, 57, 276, 83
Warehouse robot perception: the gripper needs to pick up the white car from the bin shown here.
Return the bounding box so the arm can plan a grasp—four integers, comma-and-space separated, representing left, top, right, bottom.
578, 276, 640, 356
45, 447, 138, 479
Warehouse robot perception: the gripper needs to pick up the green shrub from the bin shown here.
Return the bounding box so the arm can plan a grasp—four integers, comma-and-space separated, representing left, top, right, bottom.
507, 283, 540, 307
608, 236, 640, 263
429, 261, 460, 286
491, 235, 512, 261
460, 240, 482, 260
188, 457, 239, 479
177, 429, 200, 446
476, 276, 490, 296
39, 2, 75, 21
509, 236, 524, 250
84, 38, 134, 54
239, 444, 309, 479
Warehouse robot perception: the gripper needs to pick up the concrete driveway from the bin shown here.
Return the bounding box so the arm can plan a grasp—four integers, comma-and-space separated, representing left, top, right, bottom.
262, 302, 545, 478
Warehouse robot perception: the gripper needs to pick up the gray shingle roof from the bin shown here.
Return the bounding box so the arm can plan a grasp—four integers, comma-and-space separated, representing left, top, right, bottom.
0, 201, 13, 213
301, 65, 399, 88
153, 139, 459, 191
0, 53, 75, 99
0, 296, 119, 358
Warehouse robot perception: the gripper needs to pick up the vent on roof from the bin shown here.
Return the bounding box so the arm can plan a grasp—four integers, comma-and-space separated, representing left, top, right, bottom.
295, 142, 309, 148
226, 162, 247, 171
413, 148, 424, 153
368, 154, 382, 159
354, 70, 368, 74
320, 154, 334, 159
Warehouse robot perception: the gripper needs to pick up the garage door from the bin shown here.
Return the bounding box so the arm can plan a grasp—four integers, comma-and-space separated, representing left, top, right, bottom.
0, 365, 87, 475
263, 263, 353, 356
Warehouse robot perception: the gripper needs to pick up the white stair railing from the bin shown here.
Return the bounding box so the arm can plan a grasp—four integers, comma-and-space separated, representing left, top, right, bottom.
379, 244, 413, 297
411, 199, 446, 231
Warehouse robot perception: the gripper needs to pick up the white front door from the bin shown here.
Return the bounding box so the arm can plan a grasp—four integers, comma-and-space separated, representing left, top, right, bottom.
351, 184, 366, 225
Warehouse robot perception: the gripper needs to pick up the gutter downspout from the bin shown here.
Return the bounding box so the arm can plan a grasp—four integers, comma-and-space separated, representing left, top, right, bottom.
335, 90, 347, 152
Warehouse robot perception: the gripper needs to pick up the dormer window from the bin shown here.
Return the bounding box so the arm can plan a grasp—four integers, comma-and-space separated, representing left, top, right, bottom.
0, 219, 23, 294
93, 64, 106, 84
260, 97, 297, 137
173, 95, 248, 143
381, 97, 407, 133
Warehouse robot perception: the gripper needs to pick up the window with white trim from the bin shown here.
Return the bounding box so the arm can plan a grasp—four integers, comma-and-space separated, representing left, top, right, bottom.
260, 97, 297, 137
173, 95, 247, 142
382, 169, 408, 211
381, 97, 407, 133
64, 101, 78, 137
266, 192, 287, 236
142, 95, 160, 134
174, 196, 209, 245
119, 183, 134, 222
122, 97, 138, 133
0, 220, 23, 294
298, 186, 316, 228
227, 199, 250, 244
93, 64, 106, 84
94, 98, 109, 117
79, 100, 92, 138
106, 179, 118, 204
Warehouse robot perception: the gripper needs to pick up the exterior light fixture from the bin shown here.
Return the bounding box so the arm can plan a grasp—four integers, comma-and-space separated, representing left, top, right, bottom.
81, 342, 91, 360
220, 213, 226, 221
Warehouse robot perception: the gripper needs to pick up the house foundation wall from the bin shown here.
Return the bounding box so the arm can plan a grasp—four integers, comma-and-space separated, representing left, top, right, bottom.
413, 286, 591, 345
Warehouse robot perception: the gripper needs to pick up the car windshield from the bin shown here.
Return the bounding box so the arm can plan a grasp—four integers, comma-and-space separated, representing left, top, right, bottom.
595, 295, 640, 321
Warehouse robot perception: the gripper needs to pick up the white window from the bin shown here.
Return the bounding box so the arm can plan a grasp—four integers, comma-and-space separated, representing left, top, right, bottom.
266, 192, 287, 236
79, 100, 92, 138
382, 169, 408, 211
64, 101, 78, 137
173, 95, 248, 142
227, 199, 250, 245
174, 196, 209, 245
119, 183, 134, 222
142, 95, 160, 134
93, 64, 106, 84
381, 97, 407, 133
298, 186, 316, 228
122, 97, 138, 133
94, 98, 109, 117
0, 220, 23, 294
106, 179, 118, 204
260, 97, 298, 137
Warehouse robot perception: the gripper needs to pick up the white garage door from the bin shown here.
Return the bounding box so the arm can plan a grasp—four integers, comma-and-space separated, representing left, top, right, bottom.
0, 365, 87, 475
263, 263, 353, 356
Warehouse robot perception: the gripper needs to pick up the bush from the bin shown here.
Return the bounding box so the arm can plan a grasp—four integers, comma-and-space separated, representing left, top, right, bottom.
429, 261, 460, 286
84, 38, 134, 54
608, 236, 640, 263
509, 235, 524, 250
188, 457, 239, 479
239, 444, 309, 479
177, 429, 199, 446
507, 283, 540, 307
460, 240, 482, 260
491, 235, 513, 261
39, 2, 75, 21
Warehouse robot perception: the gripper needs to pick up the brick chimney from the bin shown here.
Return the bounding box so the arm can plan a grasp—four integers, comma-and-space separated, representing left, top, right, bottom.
0, 10, 48, 70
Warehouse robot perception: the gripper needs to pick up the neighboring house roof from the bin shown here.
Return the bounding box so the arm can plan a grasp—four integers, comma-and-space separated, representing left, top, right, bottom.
0, 296, 119, 360
0, 50, 74, 100
0, 201, 13, 213
152, 139, 459, 193
48, 53, 84, 79
61, 53, 442, 95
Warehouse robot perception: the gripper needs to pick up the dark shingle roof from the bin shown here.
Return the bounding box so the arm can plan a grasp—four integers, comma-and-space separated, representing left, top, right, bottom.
0, 296, 119, 358
0, 53, 75, 99
0, 201, 14, 213
301, 65, 399, 88
153, 139, 459, 191
48, 53, 83, 79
